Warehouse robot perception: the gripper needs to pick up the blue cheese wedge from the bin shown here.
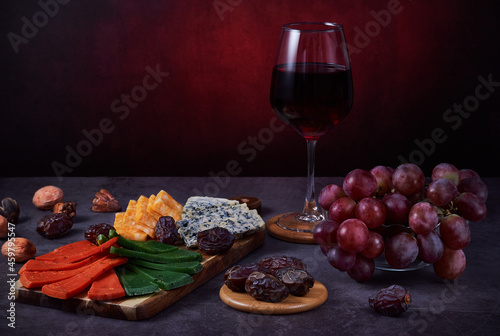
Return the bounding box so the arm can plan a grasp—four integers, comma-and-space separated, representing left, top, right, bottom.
177, 196, 265, 247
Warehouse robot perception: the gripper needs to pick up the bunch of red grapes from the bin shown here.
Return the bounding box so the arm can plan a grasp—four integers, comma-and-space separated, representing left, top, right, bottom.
314, 163, 488, 283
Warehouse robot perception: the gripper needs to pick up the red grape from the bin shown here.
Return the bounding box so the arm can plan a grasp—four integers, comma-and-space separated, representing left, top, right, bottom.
454, 192, 487, 222
406, 192, 424, 206
361, 231, 385, 259
328, 197, 356, 224
336, 218, 370, 253
382, 193, 411, 224
431, 163, 459, 185
433, 246, 466, 280
383, 224, 413, 243
343, 169, 377, 201
318, 184, 347, 211
326, 244, 356, 271
439, 214, 471, 250
313, 220, 340, 246
417, 231, 444, 263
427, 178, 459, 207
369, 165, 393, 195
408, 202, 439, 234
347, 254, 375, 283
320, 245, 332, 256
385, 232, 419, 269
392, 163, 425, 196
457, 177, 488, 203
458, 168, 480, 181
355, 197, 386, 229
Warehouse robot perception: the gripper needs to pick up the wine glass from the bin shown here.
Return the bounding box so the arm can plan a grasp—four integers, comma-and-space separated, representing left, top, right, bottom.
270, 22, 353, 233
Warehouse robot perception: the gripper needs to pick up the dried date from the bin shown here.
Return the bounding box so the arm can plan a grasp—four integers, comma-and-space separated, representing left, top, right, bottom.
197, 227, 234, 254
259, 256, 307, 275
154, 216, 178, 244
245, 271, 289, 303
0, 197, 20, 223
37, 213, 73, 239
85, 223, 115, 244
274, 267, 315, 296
369, 284, 411, 316
224, 264, 270, 292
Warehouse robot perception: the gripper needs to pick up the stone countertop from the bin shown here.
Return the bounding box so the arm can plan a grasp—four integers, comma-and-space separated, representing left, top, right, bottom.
0, 176, 499, 336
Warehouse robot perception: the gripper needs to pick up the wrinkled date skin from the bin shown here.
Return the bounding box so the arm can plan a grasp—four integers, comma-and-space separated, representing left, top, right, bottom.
245, 271, 289, 303
0, 197, 20, 223
37, 213, 73, 239
369, 284, 411, 316
224, 264, 270, 292
197, 227, 235, 254
275, 267, 315, 296
155, 216, 178, 244
85, 223, 115, 244
259, 256, 307, 275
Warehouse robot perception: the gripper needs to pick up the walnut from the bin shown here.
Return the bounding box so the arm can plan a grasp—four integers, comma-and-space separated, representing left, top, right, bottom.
2, 237, 36, 262
92, 189, 122, 212
53, 202, 77, 218
33, 186, 64, 210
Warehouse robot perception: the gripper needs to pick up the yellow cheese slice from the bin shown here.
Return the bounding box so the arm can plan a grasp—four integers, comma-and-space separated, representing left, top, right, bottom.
124, 199, 155, 238
146, 194, 162, 220
152, 190, 183, 221
114, 211, 147, 241
135, 195, 158, 235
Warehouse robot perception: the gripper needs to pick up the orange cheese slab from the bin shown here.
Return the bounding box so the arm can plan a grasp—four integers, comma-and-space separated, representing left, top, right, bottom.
152, 190, 183, 221
114, 211, 147, 241
135, 195, 158, 234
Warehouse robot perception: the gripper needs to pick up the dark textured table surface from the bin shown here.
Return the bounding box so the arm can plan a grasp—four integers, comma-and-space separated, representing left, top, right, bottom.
0, 176, 499, 336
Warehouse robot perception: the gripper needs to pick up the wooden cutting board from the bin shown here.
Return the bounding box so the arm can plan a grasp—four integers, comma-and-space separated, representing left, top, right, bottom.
15, 230, 266, 320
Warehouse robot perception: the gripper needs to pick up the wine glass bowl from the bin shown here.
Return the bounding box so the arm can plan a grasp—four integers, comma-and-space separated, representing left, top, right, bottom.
270, 22, 353, 233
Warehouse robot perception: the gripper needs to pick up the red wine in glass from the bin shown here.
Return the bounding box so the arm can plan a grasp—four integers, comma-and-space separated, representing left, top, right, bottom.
271, 62, 353, 140
270, 22, 353, 233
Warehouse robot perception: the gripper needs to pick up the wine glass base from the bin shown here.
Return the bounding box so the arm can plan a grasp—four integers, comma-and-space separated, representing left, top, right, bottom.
276, 212, 325, 233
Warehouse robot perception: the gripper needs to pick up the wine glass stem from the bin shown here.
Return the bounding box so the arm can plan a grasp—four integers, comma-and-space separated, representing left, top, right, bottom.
300, 139, 323, 220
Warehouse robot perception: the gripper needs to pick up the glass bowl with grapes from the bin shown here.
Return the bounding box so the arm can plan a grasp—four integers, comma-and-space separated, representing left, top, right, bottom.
314, 163, 488, 282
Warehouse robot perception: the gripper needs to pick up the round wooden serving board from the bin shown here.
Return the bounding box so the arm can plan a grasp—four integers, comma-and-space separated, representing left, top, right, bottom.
219, 281, 327, 315
265, 214, 317, 244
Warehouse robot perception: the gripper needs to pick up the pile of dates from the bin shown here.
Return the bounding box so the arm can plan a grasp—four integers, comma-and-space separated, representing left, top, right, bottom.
224, 256, 315, 303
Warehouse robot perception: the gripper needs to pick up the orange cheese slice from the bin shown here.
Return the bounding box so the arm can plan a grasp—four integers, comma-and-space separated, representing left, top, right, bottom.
152, 190, 183, 221
147, 194, 162, 220
114, 212, 147, 241
135, 196, 158, 235
124, 200, 155, 238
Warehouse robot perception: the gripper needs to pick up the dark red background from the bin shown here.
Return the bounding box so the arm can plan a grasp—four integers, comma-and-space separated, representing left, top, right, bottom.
1, 0, 499, 179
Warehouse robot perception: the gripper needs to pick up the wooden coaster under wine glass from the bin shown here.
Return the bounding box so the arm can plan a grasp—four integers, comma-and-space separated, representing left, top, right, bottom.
265, 214, 317, 244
